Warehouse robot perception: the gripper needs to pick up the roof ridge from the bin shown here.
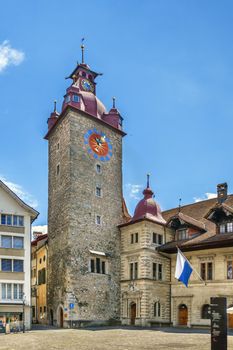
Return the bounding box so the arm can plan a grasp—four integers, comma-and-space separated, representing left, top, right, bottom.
0, 180, 39, 219
162, 194, 233, 214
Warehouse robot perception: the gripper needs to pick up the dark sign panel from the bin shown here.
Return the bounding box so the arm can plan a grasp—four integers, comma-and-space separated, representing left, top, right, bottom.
211, 297, 227, 350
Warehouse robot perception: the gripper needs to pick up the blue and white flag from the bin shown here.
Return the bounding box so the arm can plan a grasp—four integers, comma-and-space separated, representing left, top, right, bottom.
175, 248, 193, 287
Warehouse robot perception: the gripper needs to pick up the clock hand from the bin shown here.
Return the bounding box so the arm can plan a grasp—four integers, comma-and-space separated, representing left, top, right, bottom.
95, 137, 102, 146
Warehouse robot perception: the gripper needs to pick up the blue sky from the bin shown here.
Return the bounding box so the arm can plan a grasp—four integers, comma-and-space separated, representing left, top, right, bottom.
1, 0, 233, 229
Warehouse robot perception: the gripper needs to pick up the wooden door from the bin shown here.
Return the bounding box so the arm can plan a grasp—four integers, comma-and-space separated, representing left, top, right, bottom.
130, 303, 136, 325
60, 308, 64, 328
178, 305, 188, 326
228, 314, 233, 328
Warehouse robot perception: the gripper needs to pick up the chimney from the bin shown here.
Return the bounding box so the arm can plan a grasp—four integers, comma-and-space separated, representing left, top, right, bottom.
217, 183, 228, 203
33, 231, 43, 241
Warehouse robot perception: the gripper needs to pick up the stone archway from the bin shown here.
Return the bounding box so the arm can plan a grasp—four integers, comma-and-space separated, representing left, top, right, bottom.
178, 304, 188, 326
130, 302, 136, 325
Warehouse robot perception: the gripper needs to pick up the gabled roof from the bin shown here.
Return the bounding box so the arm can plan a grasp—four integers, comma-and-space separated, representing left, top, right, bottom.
31, 233, 48, 246
0, 180, 39, 221
160, 194, 233, 253
166, 212, 206, 231
205, 202, 233, 221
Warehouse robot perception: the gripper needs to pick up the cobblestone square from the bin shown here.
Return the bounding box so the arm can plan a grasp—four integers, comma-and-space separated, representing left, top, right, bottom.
0, 327, 233, 350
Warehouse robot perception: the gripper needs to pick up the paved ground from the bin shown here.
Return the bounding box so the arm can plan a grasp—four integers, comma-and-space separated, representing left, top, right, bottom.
0, 327, 232, 350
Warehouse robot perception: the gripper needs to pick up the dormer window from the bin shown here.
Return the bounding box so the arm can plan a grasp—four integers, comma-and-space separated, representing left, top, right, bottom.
219, 222, 233, 234
220, 224, 225, 234
65, 95, 71, 103
177, 228, 188, 240
72, 94, 80, 103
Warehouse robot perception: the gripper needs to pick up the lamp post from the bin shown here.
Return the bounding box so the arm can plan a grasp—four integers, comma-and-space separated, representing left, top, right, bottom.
22, 293, 25, 333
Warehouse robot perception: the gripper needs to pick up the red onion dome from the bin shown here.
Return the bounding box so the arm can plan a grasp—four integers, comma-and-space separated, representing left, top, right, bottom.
132, 176, 166, 225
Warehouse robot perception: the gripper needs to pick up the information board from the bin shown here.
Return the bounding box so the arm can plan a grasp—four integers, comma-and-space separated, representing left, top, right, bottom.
211, 297, 227, 350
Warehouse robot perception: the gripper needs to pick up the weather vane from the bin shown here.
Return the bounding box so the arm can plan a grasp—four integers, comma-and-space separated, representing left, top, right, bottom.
178, 198, 182, 212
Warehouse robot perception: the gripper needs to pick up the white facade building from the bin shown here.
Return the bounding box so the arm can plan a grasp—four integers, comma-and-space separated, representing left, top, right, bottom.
0, 180, 38, 330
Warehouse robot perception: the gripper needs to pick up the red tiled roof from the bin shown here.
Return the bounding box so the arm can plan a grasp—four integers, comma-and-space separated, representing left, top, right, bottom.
160, 194, 233, 252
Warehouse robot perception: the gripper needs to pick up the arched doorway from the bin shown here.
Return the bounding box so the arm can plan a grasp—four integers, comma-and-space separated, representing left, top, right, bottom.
50, 309, 54, 326
130, 303, 136, 325
59, 307, 64, 328
178, 304, 188, 326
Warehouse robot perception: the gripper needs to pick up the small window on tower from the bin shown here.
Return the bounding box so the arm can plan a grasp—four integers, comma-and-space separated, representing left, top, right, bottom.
96, 215, 101, 225
96, 187, 102, 197
56, 164, 60, 176
57, 142, 60, 150
88, 74, 93, 81
72, 94, 80, 103
96, 164, 101, 174
65, 95, 71, 103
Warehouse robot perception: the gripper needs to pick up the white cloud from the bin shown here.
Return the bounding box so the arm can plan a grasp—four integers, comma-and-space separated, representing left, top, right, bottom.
0, 40, 25, 72
32, 225, 48, 234
0, 175, 38, 208
194, 192, 217, 203
125, 183, 143, 200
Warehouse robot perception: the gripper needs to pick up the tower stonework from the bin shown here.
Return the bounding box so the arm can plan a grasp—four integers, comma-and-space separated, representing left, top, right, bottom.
45, 58, 125, 327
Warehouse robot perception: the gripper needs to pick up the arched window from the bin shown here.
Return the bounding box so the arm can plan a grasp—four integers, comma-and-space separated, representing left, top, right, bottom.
201, 304, 211, 319
154, 302, 161, 317
88, 74, 93, 81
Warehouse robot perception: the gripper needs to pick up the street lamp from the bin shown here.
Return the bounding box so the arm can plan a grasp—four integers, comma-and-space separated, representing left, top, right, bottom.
22, 293, 26, 333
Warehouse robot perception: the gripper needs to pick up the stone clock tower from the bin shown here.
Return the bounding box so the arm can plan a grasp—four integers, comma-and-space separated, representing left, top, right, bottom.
45, 48, 126, 327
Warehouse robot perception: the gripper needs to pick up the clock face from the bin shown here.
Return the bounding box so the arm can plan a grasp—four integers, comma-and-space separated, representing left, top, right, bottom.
81, 79, 94, 92
84, 129, 113, 161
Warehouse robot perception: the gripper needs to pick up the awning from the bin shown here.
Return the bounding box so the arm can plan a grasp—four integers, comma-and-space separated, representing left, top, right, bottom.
227, 307, 233, 314
89, 250, 106, 256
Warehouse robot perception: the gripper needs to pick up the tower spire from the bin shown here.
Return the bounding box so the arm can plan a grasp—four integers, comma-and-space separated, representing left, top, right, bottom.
81, 38, 85, 64
112, 97, 116, 108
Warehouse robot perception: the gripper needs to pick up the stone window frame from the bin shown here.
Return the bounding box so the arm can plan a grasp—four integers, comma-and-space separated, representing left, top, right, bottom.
130, 233, 139, 244
224, 254, 233, 280
89, 252, 108, 275
129, 261, 138, 280
154, 301, 161, 318
152, 261, 163, 281
127, 255, 140, 280
152, 232, 163, 245
198, 256, 214, 281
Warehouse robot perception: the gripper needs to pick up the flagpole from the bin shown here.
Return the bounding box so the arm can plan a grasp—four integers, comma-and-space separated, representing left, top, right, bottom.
176, 246, 206, 286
